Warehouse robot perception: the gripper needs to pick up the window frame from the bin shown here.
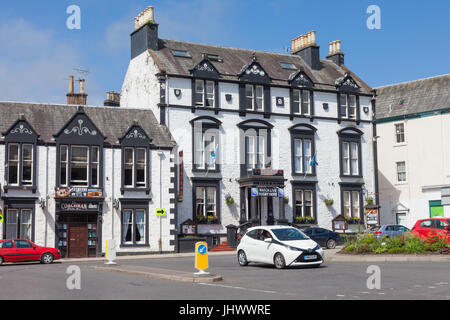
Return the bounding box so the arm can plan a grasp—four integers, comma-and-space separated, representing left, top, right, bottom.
5, 142, 37, 191
340, 185, 363, 220
396, 161, 407, 183
291, 89, 312, 116
395, 122, 406, 144
245, 84, 264, 111
192, 179, 221, 224
191, 117, 221, 173
57, 144, 104, 188
292, 182, 317, 223
193, 79, 218, 109
120, 201, 149, 248
122, 147, 150, 191
290, 124, 317, 177
2, 201, 35, 242
338, 129, 363, 178
338, 93, 360, 122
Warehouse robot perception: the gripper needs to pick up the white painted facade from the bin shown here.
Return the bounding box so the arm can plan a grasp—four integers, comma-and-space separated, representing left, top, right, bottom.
377, 113, 450, 228
0, 107, 176, 256
121, 50, 377, 235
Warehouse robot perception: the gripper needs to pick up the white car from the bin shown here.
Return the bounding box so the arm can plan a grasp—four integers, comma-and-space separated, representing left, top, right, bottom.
237, 226, 324, 269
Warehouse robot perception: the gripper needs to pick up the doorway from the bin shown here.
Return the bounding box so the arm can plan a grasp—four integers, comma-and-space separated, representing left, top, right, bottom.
396, 212, 408, 226
68, 224, 88, 258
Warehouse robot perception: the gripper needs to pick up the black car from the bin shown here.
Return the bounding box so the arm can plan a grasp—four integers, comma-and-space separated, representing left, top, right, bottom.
302, 227, 344, 249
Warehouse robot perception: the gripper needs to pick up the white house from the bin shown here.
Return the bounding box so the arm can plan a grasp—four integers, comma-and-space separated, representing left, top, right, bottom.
120, 6, 378, 242
0, 100, 177, 258
376, 74, 450, 228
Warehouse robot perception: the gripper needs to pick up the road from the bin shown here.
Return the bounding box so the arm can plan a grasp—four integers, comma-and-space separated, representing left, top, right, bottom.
0, 254, 449, 300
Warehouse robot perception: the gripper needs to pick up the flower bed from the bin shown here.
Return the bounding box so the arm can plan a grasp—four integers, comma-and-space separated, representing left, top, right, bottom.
341, 233, 450, 255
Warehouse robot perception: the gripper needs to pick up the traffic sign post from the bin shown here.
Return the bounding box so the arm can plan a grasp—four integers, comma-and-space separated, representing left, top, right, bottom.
194, 242, 210, 276
105, 239, 117, 265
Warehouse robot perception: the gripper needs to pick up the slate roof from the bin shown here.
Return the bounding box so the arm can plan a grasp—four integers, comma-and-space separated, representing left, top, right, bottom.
150, 39, 372, 94
375, 74, 450, 120
0, 102, 176, 148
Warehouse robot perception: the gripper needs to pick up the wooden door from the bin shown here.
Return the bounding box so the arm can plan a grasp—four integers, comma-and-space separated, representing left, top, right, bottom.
69, 224, 88, 258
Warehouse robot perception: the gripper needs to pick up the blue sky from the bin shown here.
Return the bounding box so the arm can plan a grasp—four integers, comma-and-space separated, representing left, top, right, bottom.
0, 0, 449, 105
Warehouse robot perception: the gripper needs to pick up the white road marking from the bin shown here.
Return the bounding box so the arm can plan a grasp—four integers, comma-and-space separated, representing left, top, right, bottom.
199, 283, 277, 294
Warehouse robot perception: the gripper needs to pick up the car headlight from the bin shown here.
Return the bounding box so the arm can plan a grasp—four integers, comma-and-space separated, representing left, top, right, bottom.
314, 244, 321, 251
286, 245, 303, 251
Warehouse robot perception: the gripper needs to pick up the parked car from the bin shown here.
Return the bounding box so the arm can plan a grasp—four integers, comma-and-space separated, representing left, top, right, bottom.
302, 227, 344, 249
411, 218, 450, 241
237, 226, 324, 269
368, 225, 410, 239
0, 239, 61, 265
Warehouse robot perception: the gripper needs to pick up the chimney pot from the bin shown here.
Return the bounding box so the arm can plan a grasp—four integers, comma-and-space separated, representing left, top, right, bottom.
134, 6, 155, 31
327, 40, 345, 66
291, 31, 321, 70
68, 75, 74, 94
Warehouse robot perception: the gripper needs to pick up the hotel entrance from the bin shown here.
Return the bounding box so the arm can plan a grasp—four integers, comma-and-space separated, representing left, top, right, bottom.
239, 169, 287, 226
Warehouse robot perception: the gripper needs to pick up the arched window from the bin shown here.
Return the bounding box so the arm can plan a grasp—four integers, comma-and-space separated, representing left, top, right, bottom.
190, 116, 221, 172
338, 127, 363, 177
289, 124, 317, 176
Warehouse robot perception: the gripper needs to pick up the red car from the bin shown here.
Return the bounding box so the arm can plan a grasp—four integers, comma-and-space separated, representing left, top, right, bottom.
0, 239, 61, 265
411, 218, 450, 242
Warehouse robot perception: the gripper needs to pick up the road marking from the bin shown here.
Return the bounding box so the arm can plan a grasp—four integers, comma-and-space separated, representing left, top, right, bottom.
435, 282, 448, 286
336, 294, 346, 297
199, 283, 277, 294
428, 286, 436, 289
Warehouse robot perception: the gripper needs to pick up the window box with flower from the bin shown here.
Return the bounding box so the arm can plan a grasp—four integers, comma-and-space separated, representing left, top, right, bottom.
294, 216, 317, 225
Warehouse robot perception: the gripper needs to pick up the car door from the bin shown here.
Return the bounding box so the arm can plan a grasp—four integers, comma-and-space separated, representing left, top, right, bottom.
260, 230, 276, 264
0, 240, 15, 262
243, 229, 262, 262
312, 228, 329, 247
13, 240, 39, 261
419, 220, 432, 238
433, 220, 448, 239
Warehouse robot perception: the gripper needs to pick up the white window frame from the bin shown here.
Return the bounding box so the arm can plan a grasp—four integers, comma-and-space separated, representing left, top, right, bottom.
396, 161, 407, 183
395, 123, 406, 144
70, 145, 89, 186
21, 144, 33, 186
60, 145, 69, 187
91, 146, 99, 187
7, 143, 20, 186
295, 189, 313, 218
195, 187, 217, 218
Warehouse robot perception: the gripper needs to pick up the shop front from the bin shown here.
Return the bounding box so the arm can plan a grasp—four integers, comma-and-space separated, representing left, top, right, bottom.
55, 187, 103, 258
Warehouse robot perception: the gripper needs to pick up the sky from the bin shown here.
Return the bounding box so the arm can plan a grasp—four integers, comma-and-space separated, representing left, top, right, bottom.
0, 0, 449, 106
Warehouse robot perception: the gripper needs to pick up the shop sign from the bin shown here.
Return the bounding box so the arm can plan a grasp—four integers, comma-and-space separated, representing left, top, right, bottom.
56, 187, 103, 198
178, 151, 184, 201
251, 187, 282, 197
365, 208, 379, 225
60, 201, 99, 212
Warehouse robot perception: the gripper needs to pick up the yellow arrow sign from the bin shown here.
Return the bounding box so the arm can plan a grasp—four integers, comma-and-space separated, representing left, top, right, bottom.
195, 242, 209, 271
156, 208, 166, 217
0, 208, 3, 223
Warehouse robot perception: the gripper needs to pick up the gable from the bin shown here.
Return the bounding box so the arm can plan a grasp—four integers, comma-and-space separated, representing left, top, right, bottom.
55, 109, 105, 145
3, 119, 38, 143
191, 59, 219, 79
239, 60, 271, 84
120, 124, 152, 147
289, 71, 314, 88
336, 75, 360, 93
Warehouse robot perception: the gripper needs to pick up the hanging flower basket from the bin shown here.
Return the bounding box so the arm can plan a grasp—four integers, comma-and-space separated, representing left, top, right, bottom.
225, 195, 235, 205
324, 199, 334, 207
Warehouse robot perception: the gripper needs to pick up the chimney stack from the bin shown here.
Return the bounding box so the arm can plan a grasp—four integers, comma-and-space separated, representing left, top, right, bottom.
131, 6, 159, 59
327, 40, 345, 66
291, 31, 321, 70
104, 91, 121, 107
66, 76, 88, 105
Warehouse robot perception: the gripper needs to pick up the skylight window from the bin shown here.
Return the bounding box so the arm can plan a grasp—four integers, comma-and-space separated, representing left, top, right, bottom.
172, 50, 191, 58
280, 62, 297, 70
205, 54, 222, 62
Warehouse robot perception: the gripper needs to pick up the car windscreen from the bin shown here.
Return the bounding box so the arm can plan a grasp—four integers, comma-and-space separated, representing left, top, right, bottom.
446, 220, 450, 225
369, 226, 381, 232
271, 228, 309, 241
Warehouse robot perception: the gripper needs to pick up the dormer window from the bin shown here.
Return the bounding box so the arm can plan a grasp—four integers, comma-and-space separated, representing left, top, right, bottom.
340, 94, 357, 119
245, 84, 264, 111
3, 118, 38, 193
120, 123, 152, 194
195, 79, 215, 107
292, 89, 311, 115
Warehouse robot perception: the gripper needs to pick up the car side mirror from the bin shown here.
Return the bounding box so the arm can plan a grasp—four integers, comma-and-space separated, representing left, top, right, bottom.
33, 246, 37, 250
264, 238, 272, 243
445, 226, 450, 231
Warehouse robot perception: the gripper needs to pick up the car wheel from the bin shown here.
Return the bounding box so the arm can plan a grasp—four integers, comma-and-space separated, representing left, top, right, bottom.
274, 253, 286, 269
237, 250, 249, 267
326, 239, 337, 249
0, 256, 3, 265
41, 253, 54, 264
